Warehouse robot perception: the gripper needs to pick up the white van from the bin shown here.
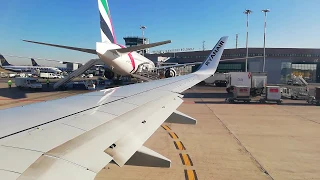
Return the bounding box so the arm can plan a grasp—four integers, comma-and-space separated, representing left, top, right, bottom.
40, 73, 58, 79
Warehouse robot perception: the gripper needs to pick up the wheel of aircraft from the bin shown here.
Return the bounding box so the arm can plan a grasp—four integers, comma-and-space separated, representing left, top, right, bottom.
104, 69, 115, 80
164, 68, 177, 78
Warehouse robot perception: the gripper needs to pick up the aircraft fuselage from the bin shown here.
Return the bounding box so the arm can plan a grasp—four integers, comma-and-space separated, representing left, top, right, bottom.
2, 65, 62, 74
96, 42, 155, 76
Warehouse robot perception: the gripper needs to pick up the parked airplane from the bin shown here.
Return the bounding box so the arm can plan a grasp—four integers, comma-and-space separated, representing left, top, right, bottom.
0, 36, 228, 180
22, 0, 205, 80
31, 58, 69, 72
0, 54, 62, 74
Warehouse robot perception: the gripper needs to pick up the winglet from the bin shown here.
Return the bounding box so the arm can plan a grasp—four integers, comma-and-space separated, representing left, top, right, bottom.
196, 36, 228, 74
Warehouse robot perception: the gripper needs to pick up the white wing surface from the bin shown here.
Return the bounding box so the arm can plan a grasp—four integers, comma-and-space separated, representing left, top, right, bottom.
0, 36, 228, 180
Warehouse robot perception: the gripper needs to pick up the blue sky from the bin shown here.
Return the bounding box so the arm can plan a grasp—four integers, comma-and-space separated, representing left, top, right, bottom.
1, 0, 320, 66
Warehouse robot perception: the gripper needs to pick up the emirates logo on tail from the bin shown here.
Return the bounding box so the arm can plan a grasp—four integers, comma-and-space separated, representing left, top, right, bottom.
205, 40, 225, 66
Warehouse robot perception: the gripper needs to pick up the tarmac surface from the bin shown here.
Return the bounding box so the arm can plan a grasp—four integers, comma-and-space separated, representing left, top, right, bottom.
0, 82, 319, 180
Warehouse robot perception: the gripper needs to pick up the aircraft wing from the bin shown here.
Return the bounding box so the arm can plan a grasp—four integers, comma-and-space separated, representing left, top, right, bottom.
0, 36, 228, 180
2, 54, 85, 65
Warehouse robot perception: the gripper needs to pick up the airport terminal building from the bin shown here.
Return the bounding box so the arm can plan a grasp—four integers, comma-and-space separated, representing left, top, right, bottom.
146, 48, 320, 84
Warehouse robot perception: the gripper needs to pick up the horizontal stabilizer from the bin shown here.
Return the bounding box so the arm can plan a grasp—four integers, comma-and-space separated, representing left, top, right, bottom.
22, 40, 97, 55
165, 110, 197, 124
115, 40, 171, 53
125, 146, 171, 168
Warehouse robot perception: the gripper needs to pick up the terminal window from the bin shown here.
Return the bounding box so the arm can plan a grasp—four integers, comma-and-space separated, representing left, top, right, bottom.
218, 64, 242, 70
292, 63, 317, 83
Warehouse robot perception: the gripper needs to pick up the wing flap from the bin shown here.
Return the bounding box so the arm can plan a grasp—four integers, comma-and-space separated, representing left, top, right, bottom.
63, 112, 116, 131
3, 123, 85, 152
13, 91, 176, 178
0, 146, 42, 174
94, 100, 138, 116
126, 146, 171, 168
0, 170, 20, 180
19, 155, 97, 180
105, 93, 183, 167
121, 90, 174, 106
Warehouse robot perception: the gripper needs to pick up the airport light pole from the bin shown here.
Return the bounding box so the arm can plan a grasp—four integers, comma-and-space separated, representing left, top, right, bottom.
202, 41, 206, 51
236, 33, 239, 49
262, 9, 270, 72
140, 25, 147, 56
244, 9, 252, 72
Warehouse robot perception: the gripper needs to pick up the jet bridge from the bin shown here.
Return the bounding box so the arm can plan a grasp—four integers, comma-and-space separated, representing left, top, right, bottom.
53, 59, 100, 90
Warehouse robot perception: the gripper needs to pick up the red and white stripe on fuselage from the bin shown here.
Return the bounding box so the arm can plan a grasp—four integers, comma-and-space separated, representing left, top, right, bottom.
96, 42, 135, 76
114, 44, 155, 74
117, 44, 136, 73
96, 42, 155, 76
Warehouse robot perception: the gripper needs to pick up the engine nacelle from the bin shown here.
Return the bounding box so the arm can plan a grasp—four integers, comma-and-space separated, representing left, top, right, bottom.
104, 69, 115, 80
164, 68, 177, 78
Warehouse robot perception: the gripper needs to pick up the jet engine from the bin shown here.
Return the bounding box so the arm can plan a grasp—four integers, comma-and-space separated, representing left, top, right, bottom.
164, 68, 177, 78
104, 69, 115, 80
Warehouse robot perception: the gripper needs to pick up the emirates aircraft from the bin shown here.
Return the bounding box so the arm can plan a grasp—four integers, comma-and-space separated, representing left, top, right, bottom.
22, 0, 202, 80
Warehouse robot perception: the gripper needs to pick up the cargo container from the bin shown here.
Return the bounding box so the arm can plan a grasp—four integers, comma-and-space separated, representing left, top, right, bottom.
226, 72, 267, 96
316, 87, 320, 101
260, 86, 282, 104
233, 86, 250, 98
306, 87, 320, 106
226, 85, 251, 103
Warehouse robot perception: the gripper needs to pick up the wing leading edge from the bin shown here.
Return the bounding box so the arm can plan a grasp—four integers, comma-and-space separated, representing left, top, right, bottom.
0, 36, 228, 180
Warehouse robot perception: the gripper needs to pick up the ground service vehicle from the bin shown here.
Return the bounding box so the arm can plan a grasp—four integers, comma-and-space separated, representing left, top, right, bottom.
204, 73, 229, 87
226, 72, 267, 96
14, 77, 42, 89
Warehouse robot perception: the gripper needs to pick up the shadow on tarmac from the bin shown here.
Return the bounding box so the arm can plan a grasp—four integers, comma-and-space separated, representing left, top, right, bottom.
194, 101, 227, 104
182, 92, 231, 99
195, 100, 317, 106
0, 83, 57, 99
